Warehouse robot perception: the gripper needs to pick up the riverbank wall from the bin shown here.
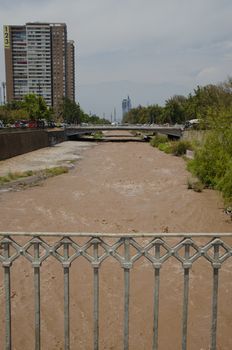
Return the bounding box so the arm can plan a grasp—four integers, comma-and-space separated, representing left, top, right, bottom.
182, 130, 208, 143
0, 129, 66, 160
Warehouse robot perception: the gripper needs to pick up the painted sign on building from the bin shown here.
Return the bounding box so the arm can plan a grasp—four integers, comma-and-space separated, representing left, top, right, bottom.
3, 26, 10, 48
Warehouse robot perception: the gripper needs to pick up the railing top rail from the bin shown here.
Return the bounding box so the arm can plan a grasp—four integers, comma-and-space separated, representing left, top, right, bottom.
0, 231, 232, 238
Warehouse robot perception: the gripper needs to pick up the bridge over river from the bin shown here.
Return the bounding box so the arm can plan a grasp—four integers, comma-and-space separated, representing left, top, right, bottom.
66, 124, 184, 138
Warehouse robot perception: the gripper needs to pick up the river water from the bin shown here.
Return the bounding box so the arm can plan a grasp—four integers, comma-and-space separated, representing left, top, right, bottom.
0, 136, 232, 349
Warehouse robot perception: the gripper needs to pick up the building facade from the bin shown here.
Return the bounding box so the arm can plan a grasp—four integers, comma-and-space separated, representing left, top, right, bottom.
66, 40, 75, 102
122, 95, 132, 118
3, 22, 75, 112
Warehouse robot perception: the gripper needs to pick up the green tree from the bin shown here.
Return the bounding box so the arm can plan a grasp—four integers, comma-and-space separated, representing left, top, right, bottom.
148, 104, 164, 124
22, 94, 53, 120
163, 95, 186, 124
184, 82, 232, 122
58, 97, 82, 124
122, 105, 164, 124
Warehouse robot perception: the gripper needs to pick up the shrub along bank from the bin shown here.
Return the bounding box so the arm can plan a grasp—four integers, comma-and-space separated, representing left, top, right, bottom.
187, 126, 232, 205
150, 123, 232, 206
150, 134, 192, 156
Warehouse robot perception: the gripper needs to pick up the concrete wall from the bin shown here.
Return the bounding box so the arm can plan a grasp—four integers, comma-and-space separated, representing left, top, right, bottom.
0, 129, 66, 160
47, 130, 66, 146
182, 130, 208, 144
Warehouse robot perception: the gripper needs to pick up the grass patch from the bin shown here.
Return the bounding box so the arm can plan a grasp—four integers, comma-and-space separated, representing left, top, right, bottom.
0, 166, 69, 186
151, 135, 193, 157
44, 166, 69, 177
0, 170, 35, 185
158, 142, 173, 153
92, 131, 103, 140
150, 134, 168, 147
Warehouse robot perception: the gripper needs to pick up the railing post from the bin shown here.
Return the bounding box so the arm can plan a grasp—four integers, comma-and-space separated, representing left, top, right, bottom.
3, 238, 12, 350
182, 242, 190, 350
92, 238, 100, 350
63, 241, 70, 350
153, 241, 161, 350
0, 233, 231, 350
33, 240, 41, 350
210, 242, 220, 350
123, 238, 131, 350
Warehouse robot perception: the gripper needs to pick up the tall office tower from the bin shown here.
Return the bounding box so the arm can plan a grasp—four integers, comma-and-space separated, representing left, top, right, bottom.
3, 22, 75, 112
122, 95, 132, 118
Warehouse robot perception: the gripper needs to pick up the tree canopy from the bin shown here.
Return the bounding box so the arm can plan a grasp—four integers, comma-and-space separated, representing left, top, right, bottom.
58, 97, 111, 125
0, 94, 110, 125
122, 77, 232, 126
0, 94, 53, 123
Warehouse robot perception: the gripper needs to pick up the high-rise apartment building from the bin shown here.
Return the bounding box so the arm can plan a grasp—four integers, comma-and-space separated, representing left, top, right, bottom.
66, 40, 75, 102
3, 22, 75, 112
122, 95, 132, 118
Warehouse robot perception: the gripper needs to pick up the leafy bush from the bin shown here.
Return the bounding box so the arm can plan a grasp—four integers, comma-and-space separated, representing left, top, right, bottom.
158, 142, 173, 153
187, 177, 204, 192
171, 140, 193, 156
92, 131, 103, 140
188, 127, 232, 204
150, 134, 168, 147
155, 139, 193, 156
189, 131, 231, 186
216, 160, 232, 204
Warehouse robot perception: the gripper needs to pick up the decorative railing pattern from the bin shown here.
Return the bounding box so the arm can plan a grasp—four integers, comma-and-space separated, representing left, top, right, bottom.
1, 232, 232, 350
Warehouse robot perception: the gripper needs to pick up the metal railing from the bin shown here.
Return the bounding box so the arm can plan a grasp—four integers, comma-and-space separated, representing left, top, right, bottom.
1, 232, 232, 350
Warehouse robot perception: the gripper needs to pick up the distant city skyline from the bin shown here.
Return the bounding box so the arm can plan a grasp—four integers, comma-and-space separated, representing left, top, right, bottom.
122, 95, 132, 119
1, 0, 232, 119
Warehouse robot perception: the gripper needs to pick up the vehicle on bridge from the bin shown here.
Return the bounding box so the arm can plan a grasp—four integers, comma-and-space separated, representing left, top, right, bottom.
184, 119, 200, 129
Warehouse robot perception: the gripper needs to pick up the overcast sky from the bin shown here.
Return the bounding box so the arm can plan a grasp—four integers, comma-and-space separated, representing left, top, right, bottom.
0, 0, 232, 120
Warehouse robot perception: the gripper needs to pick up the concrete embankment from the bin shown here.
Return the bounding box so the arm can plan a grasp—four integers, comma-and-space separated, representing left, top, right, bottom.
0, 129, 66, 160
182, 129, 208, 142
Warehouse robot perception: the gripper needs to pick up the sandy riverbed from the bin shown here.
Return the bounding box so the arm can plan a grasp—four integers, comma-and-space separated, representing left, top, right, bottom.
0, 141, 95, 176
0, 135, 232, 349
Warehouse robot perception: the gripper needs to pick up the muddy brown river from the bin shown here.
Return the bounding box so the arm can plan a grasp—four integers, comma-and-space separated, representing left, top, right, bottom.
0, 135, 232, 349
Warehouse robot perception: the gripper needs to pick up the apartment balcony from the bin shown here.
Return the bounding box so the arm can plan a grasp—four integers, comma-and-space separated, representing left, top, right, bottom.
0, 232, 232, 350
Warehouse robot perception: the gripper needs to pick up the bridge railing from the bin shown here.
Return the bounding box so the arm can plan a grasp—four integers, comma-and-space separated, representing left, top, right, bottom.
0, 232, 232, 350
